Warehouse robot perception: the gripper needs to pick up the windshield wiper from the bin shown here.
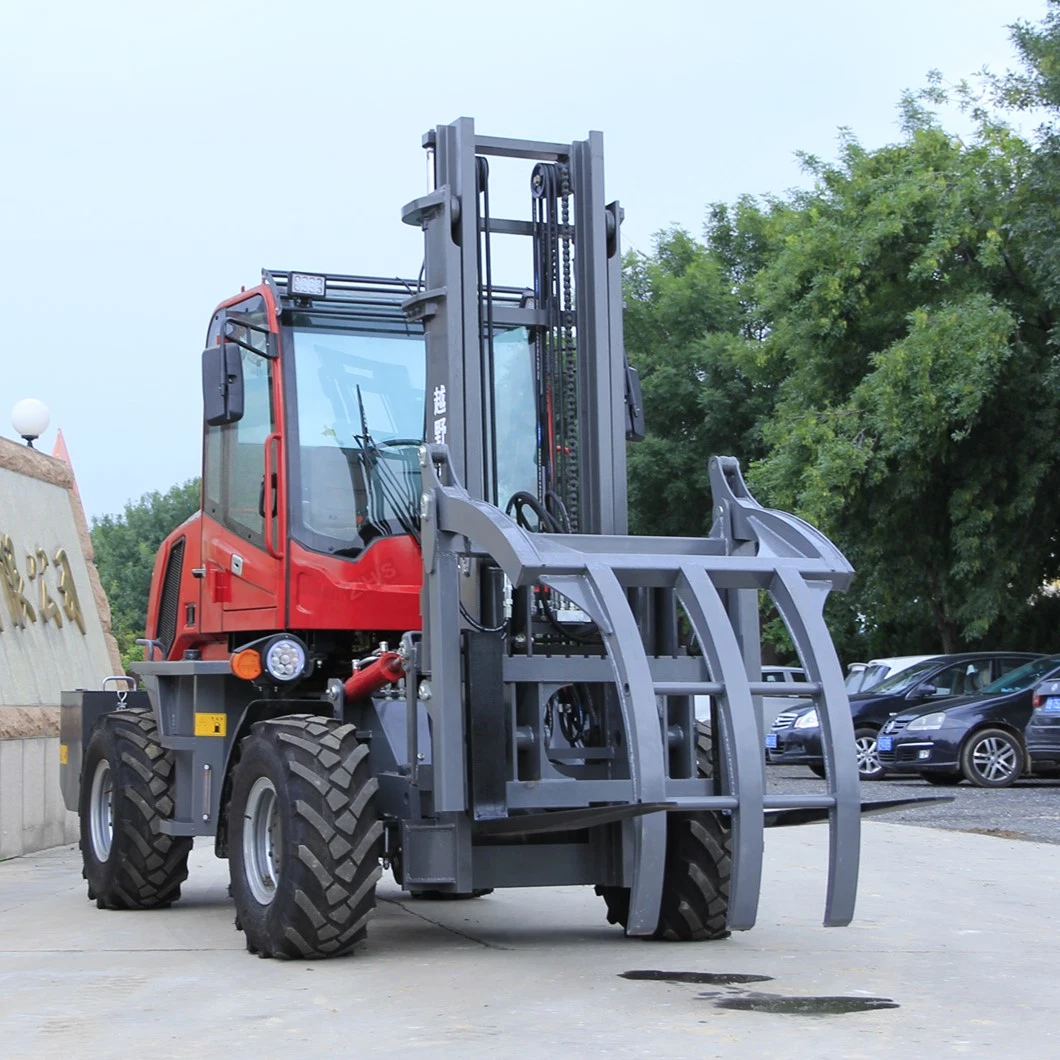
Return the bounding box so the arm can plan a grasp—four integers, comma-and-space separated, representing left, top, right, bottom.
352, 384, 421, 543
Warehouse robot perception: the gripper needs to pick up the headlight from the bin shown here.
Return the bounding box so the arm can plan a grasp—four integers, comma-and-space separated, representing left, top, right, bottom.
907, 711, 947, 731
794, 709, 819, 729
264, 636, 308, 682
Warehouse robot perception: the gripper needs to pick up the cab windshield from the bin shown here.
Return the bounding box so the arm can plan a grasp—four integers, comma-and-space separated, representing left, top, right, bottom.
290, 326, 425, 554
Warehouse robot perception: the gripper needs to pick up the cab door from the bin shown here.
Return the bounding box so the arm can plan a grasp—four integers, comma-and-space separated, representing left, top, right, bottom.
199, 293, 285, 634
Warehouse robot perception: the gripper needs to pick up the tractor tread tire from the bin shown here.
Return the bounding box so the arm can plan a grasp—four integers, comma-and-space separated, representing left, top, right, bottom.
596, 720, 732, 942
229, 715, 383, 960
80, 706, 191, 910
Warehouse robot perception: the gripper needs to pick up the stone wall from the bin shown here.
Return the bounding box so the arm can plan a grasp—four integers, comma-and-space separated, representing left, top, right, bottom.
0, 437, 121, 858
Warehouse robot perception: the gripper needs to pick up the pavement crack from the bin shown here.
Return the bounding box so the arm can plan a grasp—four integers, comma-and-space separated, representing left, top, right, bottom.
379, 896, 510, 950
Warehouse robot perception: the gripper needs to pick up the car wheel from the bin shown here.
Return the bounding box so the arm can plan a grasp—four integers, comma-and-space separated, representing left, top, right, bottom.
854, 727, 884, 781
959, 728, 1023, 789
923, 773, 962, 786
808, 764, 827, 779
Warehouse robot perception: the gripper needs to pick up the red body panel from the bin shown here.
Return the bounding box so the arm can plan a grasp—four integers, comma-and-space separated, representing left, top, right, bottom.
288, 537, 422, 632
199, 514, 282, 631
146, 512, 224, 661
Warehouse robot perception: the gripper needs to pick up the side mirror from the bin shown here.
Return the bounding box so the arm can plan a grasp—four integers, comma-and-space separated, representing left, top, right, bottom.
624, 364, 645, 442
907, 682, 937, 700
202, 343, 244, 426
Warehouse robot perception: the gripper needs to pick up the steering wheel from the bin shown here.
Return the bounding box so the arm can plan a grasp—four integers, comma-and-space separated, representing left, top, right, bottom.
506, 491, 562, 533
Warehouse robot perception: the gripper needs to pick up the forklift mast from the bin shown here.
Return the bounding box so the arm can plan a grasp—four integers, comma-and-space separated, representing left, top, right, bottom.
403, 119, 634, 534
398, 119, 861, 934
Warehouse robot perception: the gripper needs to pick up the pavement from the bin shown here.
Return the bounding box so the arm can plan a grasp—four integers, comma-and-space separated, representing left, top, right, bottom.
770, 765, 1060, 843
2, 820, 1057, 1059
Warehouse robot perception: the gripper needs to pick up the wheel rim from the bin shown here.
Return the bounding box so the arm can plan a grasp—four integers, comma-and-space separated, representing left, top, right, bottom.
855, 734, 880, 777
971, 736, 1018, 783
243, 776, 282, 905
89, 759, 113, 861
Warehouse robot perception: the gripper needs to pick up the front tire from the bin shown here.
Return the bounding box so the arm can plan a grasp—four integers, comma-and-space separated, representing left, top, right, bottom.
228, 715, 383, 959
79, 707, 191, 909
959, 728, 1023, 788
854, 727, 884, 781
596, 720, 731, 941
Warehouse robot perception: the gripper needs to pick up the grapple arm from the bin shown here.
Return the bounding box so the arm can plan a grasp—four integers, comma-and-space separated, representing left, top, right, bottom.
417, 445, 860, 934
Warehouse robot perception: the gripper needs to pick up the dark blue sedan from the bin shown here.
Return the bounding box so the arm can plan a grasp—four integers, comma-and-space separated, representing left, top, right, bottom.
877, 655, 1060, 787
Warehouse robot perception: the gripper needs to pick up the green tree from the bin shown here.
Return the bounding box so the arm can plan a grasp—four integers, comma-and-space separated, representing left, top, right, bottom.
992, 1, 1060, 311
624, 227, 773, 538
91, 479, 201, 668
746, 108, 1060, 653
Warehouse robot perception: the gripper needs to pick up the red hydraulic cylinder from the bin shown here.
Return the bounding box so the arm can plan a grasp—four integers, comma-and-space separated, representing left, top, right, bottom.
344, 651, 406, 701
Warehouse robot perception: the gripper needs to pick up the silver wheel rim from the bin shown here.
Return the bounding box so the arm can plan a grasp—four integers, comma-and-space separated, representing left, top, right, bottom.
971, 736, 1018, 783
855, 735, 880, 777
89, 759, 113, 861
243, 776, 282, 905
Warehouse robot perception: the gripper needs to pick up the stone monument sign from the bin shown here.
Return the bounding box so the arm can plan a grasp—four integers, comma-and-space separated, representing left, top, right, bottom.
0, 436, 120, 857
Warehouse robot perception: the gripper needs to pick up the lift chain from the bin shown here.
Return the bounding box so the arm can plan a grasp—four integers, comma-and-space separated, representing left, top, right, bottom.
560, 166, 578, 531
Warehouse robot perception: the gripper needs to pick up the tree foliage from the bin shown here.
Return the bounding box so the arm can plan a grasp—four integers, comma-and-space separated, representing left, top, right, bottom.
624, 229, 772, 538
625, 7, 1060, 659
91, 479, 200, 667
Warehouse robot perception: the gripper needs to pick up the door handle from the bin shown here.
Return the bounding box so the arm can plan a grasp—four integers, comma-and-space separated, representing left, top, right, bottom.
263, 432, 283, 559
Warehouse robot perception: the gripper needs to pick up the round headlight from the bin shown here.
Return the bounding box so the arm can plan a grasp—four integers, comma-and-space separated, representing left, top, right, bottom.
264, 637, 307, 682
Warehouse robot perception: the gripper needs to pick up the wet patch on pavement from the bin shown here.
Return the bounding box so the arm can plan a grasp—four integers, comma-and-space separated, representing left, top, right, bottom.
621, 969, 773, 985
714, 992, 899, 1015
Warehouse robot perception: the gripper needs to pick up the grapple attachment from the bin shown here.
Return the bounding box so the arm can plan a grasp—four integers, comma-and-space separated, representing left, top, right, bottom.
417, 445, 859, 934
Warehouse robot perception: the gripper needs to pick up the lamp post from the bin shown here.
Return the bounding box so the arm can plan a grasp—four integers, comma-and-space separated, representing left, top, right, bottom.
11, 398, 50, 448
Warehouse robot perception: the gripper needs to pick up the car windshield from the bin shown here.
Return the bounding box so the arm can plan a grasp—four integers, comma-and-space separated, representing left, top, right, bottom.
979, 656, 1060, 695
291, 326, 425, 553
858, 659, 941, 695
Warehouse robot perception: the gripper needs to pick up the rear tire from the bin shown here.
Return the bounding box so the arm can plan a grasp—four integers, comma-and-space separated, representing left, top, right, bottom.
959, 728, 1023, 788
596, 720, 731, 941
79, 707, 191, 909
228, 715, 383, 959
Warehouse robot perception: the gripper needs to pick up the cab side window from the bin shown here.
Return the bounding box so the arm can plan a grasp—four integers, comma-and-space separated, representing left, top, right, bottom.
201, 296, 274, 547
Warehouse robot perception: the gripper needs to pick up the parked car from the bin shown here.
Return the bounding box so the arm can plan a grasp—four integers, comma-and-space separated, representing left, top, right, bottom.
877, 654, 1060, 787
844, 655, 938, 695
696, 665, 807, 732
767, 652, 1041, 781
1021, 676, 1060, 776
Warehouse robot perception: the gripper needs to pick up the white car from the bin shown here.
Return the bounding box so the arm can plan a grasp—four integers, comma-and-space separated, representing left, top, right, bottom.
845, 655, 937, 695
695, 665, 808, 732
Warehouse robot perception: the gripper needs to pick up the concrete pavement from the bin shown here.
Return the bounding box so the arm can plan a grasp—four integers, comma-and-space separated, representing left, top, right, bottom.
2, 821, 1056, 1059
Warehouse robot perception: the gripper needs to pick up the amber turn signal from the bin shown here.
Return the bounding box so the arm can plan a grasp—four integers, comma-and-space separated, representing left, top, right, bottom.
230, 648, 263, 680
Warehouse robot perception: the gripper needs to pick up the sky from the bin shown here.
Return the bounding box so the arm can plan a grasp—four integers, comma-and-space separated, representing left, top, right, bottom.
0, 0, 1049, 520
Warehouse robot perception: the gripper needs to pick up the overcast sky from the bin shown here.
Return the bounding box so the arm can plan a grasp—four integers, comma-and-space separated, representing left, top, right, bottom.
0, 0, 1048, 519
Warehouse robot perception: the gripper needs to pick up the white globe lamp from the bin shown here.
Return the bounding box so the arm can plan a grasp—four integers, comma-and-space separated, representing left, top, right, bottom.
11, 398, 50, 448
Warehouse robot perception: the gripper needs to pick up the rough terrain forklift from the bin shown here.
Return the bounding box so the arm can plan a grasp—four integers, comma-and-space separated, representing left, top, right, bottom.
60, 118, 865, 959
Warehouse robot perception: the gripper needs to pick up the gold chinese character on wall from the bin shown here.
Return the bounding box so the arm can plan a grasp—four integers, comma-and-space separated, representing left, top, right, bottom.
27, 547, 63, 627
54, 548, 87, 635
0, 533, 37, 630
0, 532, 87, 636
